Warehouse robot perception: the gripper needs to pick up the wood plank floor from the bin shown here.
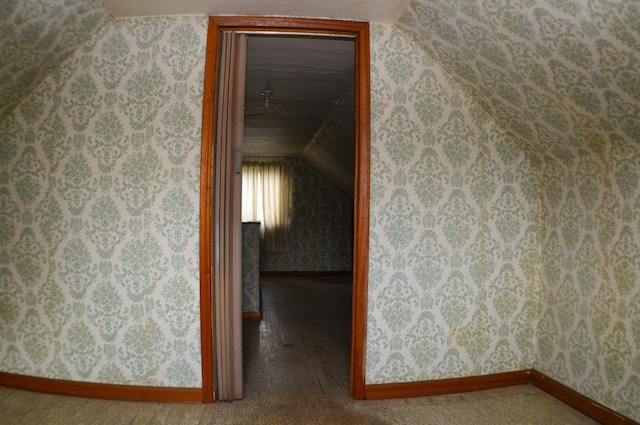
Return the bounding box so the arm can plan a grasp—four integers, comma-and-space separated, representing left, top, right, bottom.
242, 276, 353, 401
0, 276, 599, 424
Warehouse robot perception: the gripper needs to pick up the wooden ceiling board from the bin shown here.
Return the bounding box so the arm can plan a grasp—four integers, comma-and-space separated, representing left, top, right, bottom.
243, 35, 355, 157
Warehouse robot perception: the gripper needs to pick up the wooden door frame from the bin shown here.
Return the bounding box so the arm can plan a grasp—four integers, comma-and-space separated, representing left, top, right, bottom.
199, 16, 370, 402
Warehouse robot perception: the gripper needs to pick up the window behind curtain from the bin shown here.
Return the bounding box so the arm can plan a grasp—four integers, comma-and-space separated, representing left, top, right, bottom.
241, 161, 291, 252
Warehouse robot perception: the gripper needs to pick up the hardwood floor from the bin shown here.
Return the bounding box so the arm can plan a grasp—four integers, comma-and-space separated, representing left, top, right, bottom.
242, 276, 353, 401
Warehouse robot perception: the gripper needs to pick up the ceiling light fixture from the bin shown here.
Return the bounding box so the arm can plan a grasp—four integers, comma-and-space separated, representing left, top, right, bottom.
261, 89, 273, 109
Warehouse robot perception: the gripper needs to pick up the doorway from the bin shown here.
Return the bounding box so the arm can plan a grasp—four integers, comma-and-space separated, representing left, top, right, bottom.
199, 16, 370, 402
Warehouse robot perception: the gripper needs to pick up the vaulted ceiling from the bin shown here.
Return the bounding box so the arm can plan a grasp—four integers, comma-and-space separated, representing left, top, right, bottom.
2, 0, 639, 171
0, 0, 112, 122
243, 35, 354, 157
397, 0, 640, 164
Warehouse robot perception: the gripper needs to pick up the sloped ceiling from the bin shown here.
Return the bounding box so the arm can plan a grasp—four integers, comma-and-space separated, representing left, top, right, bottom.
243, 35, 354, 157
243, 36, 356, 196
304, 80, 356, 197
397, 0, 640, 163
2, 0, 639, 165
0, 0, 112, 122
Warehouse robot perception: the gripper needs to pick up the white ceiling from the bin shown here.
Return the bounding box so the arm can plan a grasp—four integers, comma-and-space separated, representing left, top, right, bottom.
103, 0, 411, 22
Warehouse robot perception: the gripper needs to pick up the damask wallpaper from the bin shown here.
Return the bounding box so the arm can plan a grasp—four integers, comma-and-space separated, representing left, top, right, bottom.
0, 0, 638, 419
245, 156, 354, 272
396, 0, 640, 419
0, 0, 112, 122
0, 16, 208, 387
536, 151, 640, 419
367, 23, 538, 385
242, 222, 260, 314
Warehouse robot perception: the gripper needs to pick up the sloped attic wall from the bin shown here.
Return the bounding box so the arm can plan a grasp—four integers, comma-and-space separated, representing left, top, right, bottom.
0, 16, 207, 387
304, 80, 356, 196
0, 2, 637, 419
0, 0, 112, 122
396, 0, 640, 420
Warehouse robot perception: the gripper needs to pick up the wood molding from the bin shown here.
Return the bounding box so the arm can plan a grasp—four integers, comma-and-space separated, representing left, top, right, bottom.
242, 312, 262, 320
365, 369, 639, 425
365, 370, 532, 400
209, 16, 370, 34
530, 370, 640, 425
201, 16, 370, 403
2, 368, 638, 424
198, 16, 220, 403
260, 270, 352, 278
349, 20, 370, 401
0, 372, 202, 403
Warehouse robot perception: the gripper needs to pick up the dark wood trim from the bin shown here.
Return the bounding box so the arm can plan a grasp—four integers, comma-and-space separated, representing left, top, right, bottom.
365, 369, 639, 425
350, 20, 370, 401
242, 312, 262, 320
260, 270, 352, 278
531, 370, 639, 425
201, 16, 370, 403
198, 16, 220, 404
209, 16, 369, 34
365, 370, 532, 400
0, 372, 202, 403
2, 369, 638, 424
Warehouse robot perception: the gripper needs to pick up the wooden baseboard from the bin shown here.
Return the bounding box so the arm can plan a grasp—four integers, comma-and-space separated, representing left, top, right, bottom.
365, 369, 638, 425
2, 368, 637, 424
530, 370, 639, 425
365, 370, 531, 400
242, 311, 262, 320
260, 270, 352, 277
0, 372, 203, 403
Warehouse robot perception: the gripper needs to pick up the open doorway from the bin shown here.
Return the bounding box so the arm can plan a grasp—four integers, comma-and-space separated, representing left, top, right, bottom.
199, 17, 370, 403
241, 32, 355, 301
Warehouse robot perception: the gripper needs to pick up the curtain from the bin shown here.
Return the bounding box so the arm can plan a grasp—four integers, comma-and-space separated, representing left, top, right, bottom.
241, 162, 262, 224
242, 161, 291, 252
212, 31, 246, 401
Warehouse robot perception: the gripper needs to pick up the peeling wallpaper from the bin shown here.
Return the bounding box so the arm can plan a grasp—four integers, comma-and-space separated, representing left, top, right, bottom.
0, 0, 112, 122
367, 22, 538, 384
0, 16, 208, 387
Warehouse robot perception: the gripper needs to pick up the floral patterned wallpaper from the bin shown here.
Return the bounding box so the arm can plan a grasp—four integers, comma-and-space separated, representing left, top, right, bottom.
367, 23, 538, 385
0, 16, 207, 387
245, 156, 354, 272
0, 0, 638, 419
398, 0, 640, 157
242, 222, 260, 314
0, 0, 112, 122
396, 0, 640, 419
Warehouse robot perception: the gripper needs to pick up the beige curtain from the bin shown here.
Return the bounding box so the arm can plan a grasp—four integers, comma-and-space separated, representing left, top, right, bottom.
212, 31, 246, 401
241, 162, 262, 224
242, 161, 291, 252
